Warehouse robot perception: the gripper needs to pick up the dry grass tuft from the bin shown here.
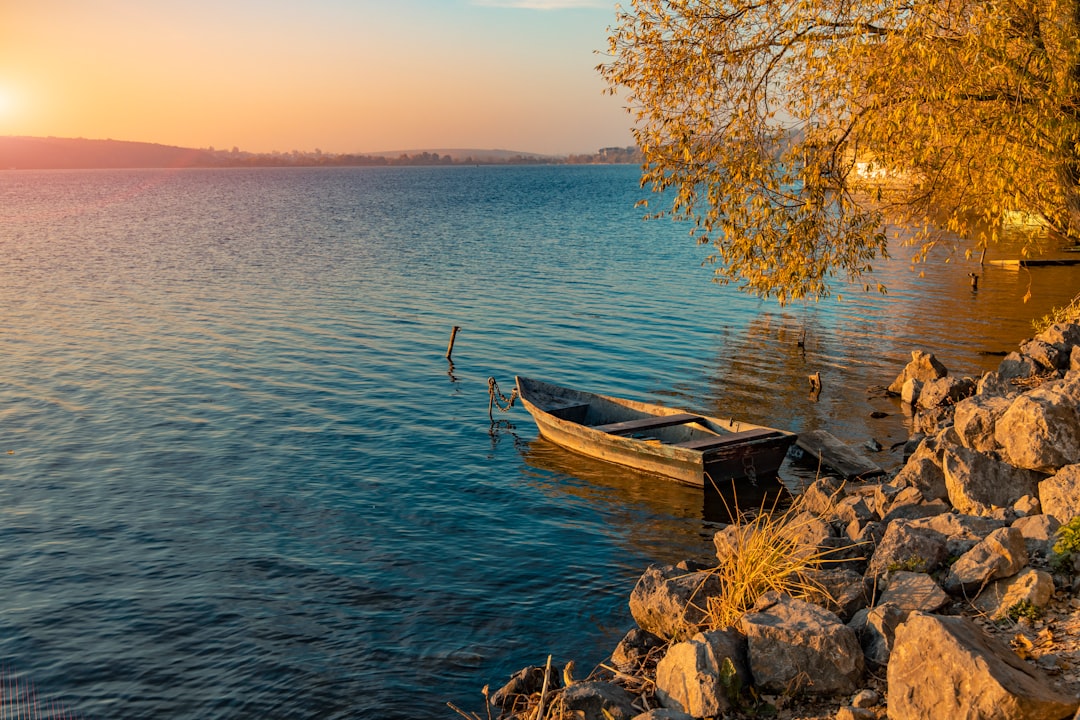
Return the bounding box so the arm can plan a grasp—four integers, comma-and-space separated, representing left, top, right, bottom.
697, 492, 839, 632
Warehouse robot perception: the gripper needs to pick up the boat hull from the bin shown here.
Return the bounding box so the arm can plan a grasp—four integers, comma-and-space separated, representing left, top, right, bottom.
515, 376, 795, 488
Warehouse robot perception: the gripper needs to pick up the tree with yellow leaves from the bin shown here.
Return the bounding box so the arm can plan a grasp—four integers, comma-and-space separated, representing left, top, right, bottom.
600, 0, 1080, 302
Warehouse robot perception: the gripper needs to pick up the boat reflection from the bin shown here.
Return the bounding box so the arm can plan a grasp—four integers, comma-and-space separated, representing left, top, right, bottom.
519, 435, 791, 526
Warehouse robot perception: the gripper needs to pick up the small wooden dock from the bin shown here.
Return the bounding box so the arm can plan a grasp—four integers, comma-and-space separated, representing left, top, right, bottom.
988, 259, 1080, 268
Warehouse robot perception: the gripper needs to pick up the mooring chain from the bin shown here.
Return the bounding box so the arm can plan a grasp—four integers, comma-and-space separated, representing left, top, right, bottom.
487, 377, 519, 422
742, 453, 758, 487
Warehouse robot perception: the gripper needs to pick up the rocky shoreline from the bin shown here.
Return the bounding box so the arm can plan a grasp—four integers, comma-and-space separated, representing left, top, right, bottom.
471, 322, 1080, 720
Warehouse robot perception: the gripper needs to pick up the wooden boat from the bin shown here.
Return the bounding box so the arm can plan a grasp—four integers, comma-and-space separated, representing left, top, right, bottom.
515, 376, 797, 488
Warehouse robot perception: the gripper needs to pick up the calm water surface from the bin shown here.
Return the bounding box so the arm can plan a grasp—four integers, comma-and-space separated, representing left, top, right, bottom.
0, 165, 1076, 718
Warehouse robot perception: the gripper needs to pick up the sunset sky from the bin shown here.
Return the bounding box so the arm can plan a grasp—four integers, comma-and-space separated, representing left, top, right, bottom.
0, 0, 633, 156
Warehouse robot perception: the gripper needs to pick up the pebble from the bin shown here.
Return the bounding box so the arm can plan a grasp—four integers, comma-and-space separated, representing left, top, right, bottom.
851, 689, 880, 708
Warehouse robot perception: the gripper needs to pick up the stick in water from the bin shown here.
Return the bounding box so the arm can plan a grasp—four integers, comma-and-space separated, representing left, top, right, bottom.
446, 326, 461, 360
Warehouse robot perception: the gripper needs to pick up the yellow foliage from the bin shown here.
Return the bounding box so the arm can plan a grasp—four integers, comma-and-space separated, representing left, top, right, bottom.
599, 0, 1080, 302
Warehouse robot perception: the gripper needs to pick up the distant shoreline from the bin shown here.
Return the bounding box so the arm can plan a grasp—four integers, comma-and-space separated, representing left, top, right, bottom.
0, 136, 642, 171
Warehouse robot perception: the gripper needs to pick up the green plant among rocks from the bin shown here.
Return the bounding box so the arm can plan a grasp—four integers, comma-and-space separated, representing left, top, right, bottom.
1052, 516, 1080, 573
1033, 292, 1080, 333
886, 555, 929, 574
1005, 599, 1044, 624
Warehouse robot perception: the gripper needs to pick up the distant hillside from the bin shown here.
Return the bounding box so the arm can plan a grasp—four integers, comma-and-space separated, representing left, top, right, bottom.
0, 136, 641, 169
0, 136, 216, 169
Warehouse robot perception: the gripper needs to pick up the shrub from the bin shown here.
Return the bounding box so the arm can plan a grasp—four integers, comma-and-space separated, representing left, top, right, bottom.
1051, 516, 1080, 572
1033, 292, 1080, 334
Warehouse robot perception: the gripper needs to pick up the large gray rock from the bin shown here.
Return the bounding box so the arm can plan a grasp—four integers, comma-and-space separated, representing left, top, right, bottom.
560, 682, 638, 720
892, 455, 948, 502
877, 571, 950, 612
866, 519, 948, 578
908, 512, 1009, 557
973, 568, 1055, 619
849, 602, 906, 667
901, 377, 923, 406
1039, 464, 1080, 524
889, 351, 948, 395
803, 568, 872, 621
997, 351, 1040, 381
917, 376, 975, 410
654, 629, 749, 717
953, 394, 1011, 453
740, 593, 863, 695
996, 378, 1080, 472
1020, 338, 1066, 372
942, 444, 1042, 515
977, 370, 1015, 398
798, 476, 846, 516
888, 613, 1078, 720
1012, 513, 1061, 559
1036, 321, 1080, 351
943, 526, 1028, 597
629, 564, 720, 640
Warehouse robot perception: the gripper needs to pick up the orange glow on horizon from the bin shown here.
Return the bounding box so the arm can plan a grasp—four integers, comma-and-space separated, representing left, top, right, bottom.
0, 2, 632, 156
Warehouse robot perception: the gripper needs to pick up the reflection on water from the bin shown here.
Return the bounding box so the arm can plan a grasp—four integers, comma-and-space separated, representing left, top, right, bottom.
521, 436, 790, 526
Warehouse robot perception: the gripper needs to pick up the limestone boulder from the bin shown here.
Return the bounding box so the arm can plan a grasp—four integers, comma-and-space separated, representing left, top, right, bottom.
803, 568, 872, 621
1012, 513, 1061, 559
996, 378, 1080, 472
917, 376, 975, 410
976, 371, 1015, 399
953, 394, 1011, 453
740, 593, 863, 695
901, 377, 923, 406
997, 351, 1040, 381
1020, 338, 1066, 372
833, 495, 875, 527
942, 444, 1042, 515
629, 564, 721, 640
798, 475, 845, 516
849, 602, 906, 668
908, 512, 1009, 557
973, 568, 1055, 619
889, 350, 948, 395
1035, 321, 1080, 349
892, 469, 945, 510
866, 519, 948, 578
943, 526, 1028, 597
654, 629, 749, 717
888, 613, 1078, 720
560, 682, 638, 720
783, 510, 836, 554
1039, 464, 1080, 524
878, 571, 950, 612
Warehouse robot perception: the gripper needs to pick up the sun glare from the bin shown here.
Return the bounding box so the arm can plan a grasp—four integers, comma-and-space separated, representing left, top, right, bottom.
0, 87, 16, 122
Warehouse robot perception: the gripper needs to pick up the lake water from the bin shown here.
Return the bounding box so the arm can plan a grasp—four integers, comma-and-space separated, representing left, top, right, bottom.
0, 165, 1076, 719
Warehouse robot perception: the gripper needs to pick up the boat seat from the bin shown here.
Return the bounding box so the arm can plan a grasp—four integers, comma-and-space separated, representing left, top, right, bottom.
548, 403, 592, 421
593, 413, 703, 435
673, 428, 786, 451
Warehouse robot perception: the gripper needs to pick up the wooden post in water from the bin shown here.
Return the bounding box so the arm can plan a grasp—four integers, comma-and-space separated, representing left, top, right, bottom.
445, 326, 461, 360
